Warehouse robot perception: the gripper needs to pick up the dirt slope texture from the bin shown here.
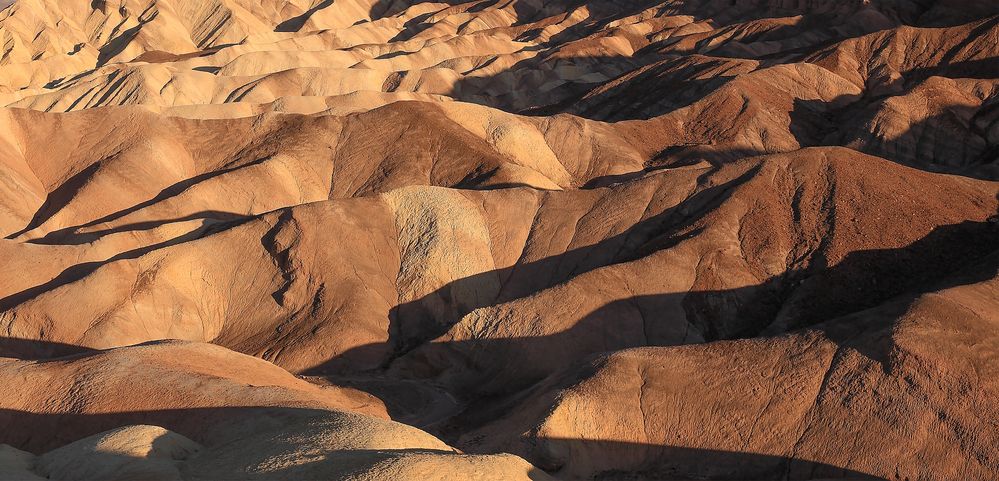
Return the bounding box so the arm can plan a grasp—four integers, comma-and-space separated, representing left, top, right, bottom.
0, 0, 997, 480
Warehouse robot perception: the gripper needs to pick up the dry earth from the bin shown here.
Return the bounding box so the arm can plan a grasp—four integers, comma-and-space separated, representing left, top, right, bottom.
0, 0, 997, 480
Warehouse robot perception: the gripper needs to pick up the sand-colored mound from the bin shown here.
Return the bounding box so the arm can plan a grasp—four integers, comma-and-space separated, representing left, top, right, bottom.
35, 425, 201, 481
0, 340, 387, 451
15, 423, 551, 481
0, 341, 549, 480
6, 423, 550, 481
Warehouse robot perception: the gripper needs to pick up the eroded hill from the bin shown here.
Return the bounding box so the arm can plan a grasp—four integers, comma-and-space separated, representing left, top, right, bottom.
0, 0, 997, 480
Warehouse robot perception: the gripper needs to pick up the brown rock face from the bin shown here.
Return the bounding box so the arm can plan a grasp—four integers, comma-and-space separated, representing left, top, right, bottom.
0, 0, 997, 479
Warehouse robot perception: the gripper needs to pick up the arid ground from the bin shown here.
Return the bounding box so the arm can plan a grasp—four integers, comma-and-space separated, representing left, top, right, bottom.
0, 0, 997, 480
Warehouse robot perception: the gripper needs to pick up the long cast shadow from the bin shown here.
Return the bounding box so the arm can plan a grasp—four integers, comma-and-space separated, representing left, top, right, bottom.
359, 163, 759, 370
5, 162, 101, 240
28, 154, 272, 244
275, 0, 334, 33
421, 223, 997, 401
0, 338, 96, 360
0, 212, 252, 311
28, 210, 244, 246
308, 172, 997, 384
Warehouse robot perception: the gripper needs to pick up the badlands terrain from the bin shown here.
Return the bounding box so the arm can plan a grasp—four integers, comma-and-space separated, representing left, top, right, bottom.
0, 0, 998, 479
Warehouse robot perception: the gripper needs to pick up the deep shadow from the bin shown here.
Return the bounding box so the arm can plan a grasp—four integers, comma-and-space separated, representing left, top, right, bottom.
554, 55, 748, 122
132, 47, 226, 64
0, 212, 252, 311
536, 438, 887, 480
369, 0, 536, 23
0, 406, 333, 455
788, 60, 999, 181
96, 4, 160, 67
5, 162, 101, 240
275, 0, 334, 33
0, 338, 96, 360
371, 0, 869, 115
447, 52, 654, 116
27, 210, 244, 246
428, 0, 949, 119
